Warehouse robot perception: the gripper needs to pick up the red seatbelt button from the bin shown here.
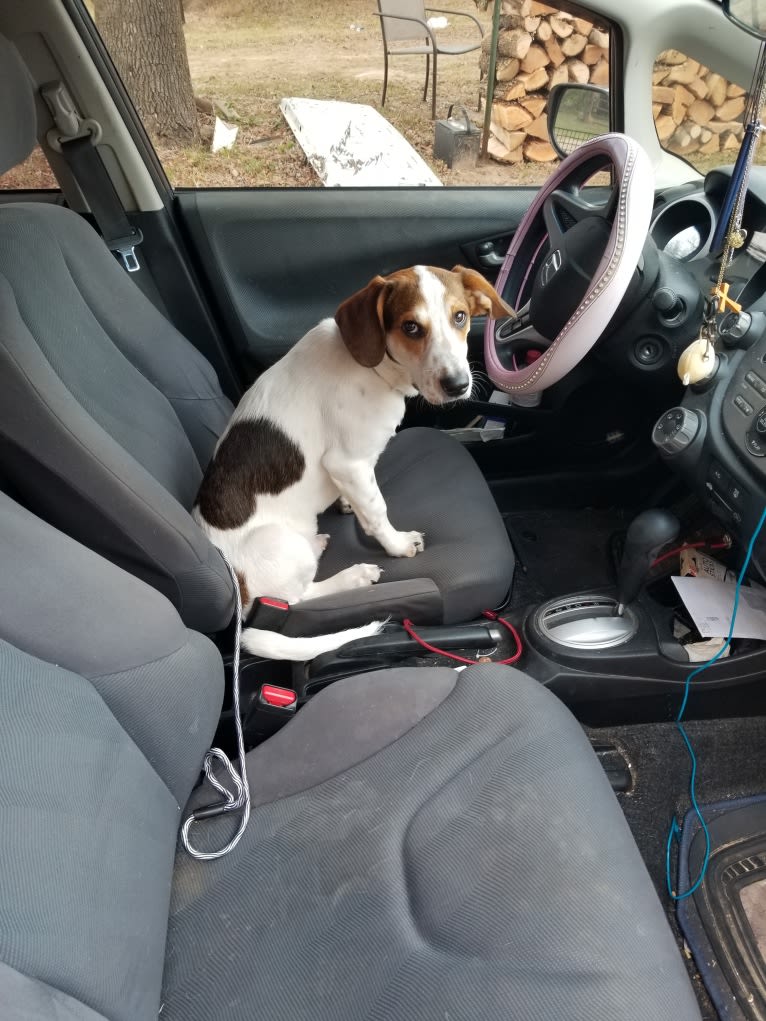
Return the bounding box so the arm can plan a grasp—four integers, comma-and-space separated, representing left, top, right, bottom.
259, 684, 297, 709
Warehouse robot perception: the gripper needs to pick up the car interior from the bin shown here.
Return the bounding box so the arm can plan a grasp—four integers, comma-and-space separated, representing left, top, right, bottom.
5, 0, 766, 1018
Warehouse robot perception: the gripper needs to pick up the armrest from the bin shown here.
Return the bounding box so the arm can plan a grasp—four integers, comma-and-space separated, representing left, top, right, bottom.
284, 578, 443, 636
425, 6, 485, 37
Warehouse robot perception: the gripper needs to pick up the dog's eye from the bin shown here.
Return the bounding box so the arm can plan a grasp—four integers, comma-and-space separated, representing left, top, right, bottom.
401, 320, 422, 337
454, 310, 468, 327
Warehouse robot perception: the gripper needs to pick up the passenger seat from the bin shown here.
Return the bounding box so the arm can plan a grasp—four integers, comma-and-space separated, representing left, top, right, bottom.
0, 31, 515, 637
0, 490, 702, 1020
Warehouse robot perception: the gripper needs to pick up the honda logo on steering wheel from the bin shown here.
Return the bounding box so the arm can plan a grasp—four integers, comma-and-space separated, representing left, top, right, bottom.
540, 249, 562, 287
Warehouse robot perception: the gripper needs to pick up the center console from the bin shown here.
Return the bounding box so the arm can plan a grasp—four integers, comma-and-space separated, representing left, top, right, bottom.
521, 581, 766, 714
518, 313, 766, 718
650, 309, 766, 548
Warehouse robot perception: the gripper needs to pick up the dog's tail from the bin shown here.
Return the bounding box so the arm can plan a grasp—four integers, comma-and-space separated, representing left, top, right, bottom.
241, 619, 384, 662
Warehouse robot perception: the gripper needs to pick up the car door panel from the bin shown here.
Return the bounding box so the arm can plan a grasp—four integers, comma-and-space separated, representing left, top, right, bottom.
176, 187, 534, 371
174, 185, 661, 482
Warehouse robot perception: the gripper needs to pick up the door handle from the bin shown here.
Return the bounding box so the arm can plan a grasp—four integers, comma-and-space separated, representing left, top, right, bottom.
475, 240, 506, 268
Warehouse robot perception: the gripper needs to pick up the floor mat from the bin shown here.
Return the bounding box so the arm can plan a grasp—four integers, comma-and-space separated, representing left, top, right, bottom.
677, 795, 766, 1021
503, 507, 629, 608
587, 717, 766, 1020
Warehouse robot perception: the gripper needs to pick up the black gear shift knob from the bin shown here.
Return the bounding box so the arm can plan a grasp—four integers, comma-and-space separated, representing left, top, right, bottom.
617, 509, 680, 614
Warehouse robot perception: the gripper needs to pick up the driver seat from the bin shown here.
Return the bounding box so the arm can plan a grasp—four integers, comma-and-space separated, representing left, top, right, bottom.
0, 33, 514, 635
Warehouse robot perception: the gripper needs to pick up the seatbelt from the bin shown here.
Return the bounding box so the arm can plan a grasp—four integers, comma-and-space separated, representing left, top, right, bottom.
59, 135, 142, 272
41, 82, 143, 272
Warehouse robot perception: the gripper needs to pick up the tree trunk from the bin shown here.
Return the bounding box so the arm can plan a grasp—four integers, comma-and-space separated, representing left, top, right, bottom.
94, 0, 199, 144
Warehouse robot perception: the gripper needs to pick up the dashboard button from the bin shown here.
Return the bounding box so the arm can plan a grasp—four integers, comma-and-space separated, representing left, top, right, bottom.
708, 489, 736, 523
652, 407, 699, 454
746, 432, 766, 457
745, 370, 766, 398
734, 394, 754, 415
709, 460, 730, 489
757, 411, 766, 435
728, 480, 745, 506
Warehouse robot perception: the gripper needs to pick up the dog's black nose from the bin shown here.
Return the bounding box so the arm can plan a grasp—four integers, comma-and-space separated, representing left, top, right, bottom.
440, 374, 470, 398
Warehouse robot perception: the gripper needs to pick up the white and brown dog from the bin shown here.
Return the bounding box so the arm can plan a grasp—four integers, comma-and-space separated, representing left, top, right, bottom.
194, 264, 513, 660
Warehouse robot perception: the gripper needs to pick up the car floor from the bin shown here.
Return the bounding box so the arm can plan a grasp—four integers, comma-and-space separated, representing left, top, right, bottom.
503, 504, 766, 1019
589, 715, 766, 1021
503, 505, 630, 608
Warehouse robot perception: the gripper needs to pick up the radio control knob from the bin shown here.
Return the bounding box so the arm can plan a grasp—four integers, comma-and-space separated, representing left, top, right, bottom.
652, 407, 700, 454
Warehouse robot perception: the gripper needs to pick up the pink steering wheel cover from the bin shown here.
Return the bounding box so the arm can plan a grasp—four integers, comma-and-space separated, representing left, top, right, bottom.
484, 133, 654, 394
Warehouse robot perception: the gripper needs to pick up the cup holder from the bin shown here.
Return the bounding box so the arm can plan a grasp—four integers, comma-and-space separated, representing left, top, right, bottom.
532, 594, 639, 651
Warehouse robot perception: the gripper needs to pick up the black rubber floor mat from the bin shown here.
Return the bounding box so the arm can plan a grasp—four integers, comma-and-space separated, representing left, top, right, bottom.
503, 507, 629, 608
677, 795, 766, 1021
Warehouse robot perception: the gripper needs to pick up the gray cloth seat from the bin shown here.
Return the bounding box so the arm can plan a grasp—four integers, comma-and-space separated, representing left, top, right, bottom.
0, 32, 515, 634
0, 492, 701, 1021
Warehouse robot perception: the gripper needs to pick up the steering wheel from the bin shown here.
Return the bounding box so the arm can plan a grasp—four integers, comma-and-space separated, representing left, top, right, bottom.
484, 133, 654, 395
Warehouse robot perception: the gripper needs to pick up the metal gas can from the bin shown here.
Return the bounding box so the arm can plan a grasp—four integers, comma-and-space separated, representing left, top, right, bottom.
433, 104, 481, 170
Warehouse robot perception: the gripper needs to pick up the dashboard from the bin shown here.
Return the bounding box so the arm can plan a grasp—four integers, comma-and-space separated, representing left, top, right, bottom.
649, 166, 766, 554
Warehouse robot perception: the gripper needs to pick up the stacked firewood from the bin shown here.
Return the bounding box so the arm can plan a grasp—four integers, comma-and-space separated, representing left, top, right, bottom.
483, 2, 747, 164
482, 0, 608, 163
652, 50, 746, 159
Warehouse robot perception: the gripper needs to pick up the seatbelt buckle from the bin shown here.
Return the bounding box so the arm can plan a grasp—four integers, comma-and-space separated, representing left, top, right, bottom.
244, 595, 290, 631
109, 229, 143, 273
244, 683, 298, 745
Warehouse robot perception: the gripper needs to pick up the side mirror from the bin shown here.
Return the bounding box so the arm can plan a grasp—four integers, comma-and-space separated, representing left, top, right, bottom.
547, 83, 610, 159
723, 0, 766, 39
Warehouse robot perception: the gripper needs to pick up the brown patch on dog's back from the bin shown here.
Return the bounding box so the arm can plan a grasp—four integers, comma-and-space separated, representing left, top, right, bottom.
195, 417, 305, 530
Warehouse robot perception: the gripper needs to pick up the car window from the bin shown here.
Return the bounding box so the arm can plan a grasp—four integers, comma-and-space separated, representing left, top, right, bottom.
653, 47, 757, 175
87, 0, 610, 188
0, 145, 57, 190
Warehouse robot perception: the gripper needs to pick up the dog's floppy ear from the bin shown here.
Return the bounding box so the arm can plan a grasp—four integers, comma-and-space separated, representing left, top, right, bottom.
452, 265, 515, 320
335, 275, 389, 367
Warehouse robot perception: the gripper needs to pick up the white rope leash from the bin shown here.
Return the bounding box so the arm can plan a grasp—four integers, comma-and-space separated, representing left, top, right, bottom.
181, 548, 250, 860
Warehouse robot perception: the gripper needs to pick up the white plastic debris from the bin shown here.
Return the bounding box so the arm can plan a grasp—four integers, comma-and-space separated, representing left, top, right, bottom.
211, 116, 238, 154
280, 97, 441, 187
426, 16, 449, 28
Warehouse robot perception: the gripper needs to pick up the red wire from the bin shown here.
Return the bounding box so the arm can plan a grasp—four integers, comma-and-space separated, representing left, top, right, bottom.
651, 540, 730, 568
401, 610, 523, 666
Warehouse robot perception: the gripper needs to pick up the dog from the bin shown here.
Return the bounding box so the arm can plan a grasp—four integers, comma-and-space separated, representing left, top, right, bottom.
193, 264, 513, 660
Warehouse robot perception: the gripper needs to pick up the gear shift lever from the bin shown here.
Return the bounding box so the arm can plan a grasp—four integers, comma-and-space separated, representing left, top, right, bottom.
616, 510, 680, 615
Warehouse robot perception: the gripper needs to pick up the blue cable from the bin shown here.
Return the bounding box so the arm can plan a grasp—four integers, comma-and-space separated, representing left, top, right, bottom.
666, 504, 766, 901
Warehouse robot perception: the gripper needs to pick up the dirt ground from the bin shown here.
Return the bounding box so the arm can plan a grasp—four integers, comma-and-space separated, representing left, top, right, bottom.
0, 0, 556, 191
160, 0, 555, 187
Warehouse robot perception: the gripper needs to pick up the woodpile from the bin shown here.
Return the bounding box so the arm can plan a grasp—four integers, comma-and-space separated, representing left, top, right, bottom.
482, 0, 609, 164
483, 2, 747, 165
653, 50, 746, 159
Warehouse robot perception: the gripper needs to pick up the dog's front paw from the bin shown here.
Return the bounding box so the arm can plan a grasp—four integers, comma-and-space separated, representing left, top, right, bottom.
312, 533, 331, 556
385, 530, 425, 558
348, 563, 382, 587
337, 496, 354, 515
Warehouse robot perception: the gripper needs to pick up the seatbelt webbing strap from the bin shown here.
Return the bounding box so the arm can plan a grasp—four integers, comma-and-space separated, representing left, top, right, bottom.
59, 135, 143, 272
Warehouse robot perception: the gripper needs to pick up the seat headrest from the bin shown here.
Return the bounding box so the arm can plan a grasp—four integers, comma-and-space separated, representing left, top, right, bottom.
0, 34, 37, 177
